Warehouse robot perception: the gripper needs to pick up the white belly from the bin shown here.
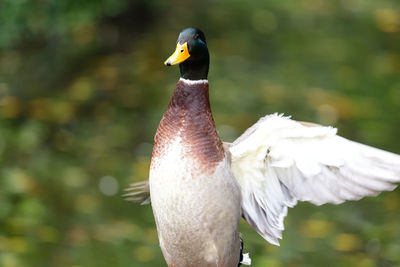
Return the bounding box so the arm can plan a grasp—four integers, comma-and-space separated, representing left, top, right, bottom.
149, 138, 242, 267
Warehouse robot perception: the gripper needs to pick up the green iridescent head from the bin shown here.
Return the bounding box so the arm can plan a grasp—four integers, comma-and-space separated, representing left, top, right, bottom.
164, 28, 209, 80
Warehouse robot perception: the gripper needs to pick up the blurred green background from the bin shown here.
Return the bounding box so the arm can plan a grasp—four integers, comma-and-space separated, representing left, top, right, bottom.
0, 0, 399, 266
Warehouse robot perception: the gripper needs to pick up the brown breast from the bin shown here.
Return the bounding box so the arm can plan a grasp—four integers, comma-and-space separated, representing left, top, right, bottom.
152, 79, 224, 174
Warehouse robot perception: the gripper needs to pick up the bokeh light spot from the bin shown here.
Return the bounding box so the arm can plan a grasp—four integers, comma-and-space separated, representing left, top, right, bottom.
374, 9, 400, 33
69, 77, 94, 101
301, 219, 333, 238
98, 176, 119, 196
7, 237, 28, 253
334, 234, 361, 251
0, 96, 20, 118
63, 167, 89, 188
5, 168, 33, 194
0, 253, 20, 267
52, 101, 76, 124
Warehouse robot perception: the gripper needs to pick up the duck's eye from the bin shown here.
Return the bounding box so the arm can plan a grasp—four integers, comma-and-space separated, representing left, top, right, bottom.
180, 49, 184, 53
194, 34, 199, 40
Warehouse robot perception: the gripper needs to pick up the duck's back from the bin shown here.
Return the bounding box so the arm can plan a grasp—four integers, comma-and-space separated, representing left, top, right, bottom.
149, 79, 242, 267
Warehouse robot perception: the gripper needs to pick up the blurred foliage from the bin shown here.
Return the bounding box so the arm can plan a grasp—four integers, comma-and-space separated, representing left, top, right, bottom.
0, 0, 399, 266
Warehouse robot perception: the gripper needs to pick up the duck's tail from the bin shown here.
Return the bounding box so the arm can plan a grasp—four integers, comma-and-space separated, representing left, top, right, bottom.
123, 180, 150, 205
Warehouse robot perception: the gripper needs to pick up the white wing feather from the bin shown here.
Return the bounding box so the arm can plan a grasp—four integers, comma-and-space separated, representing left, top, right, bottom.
229, 113, 400, 245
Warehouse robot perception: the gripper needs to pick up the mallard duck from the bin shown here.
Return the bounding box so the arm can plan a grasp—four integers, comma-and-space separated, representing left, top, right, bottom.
125, 28, 400, 267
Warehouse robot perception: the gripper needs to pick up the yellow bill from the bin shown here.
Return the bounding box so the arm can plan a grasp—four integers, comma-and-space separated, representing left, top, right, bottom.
164, 42, 190, 66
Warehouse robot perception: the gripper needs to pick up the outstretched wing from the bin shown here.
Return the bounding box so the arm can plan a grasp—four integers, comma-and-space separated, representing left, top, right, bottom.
229, 113, 400, 246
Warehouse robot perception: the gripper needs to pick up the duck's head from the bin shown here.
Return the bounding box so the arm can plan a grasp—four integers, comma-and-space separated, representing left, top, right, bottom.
164, 28, 209, 80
